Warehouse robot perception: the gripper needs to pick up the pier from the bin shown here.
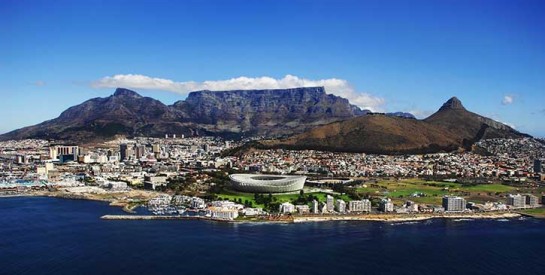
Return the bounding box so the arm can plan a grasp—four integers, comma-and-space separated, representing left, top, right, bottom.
101, 215, 206, 220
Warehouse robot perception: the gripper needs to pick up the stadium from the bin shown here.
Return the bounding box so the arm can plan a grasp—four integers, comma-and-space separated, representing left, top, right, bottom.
229, 174, 307, 193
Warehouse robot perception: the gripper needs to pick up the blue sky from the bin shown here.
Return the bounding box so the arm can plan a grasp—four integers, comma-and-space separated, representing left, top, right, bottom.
1, 0, 544, 137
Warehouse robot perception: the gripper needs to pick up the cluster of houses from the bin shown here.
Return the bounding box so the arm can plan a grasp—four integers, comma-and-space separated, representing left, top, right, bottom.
147, 194, 266, 219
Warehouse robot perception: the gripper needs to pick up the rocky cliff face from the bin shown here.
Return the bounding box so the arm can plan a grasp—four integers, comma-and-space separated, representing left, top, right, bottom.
172, 87, 367, 136
0, 87, 367, 142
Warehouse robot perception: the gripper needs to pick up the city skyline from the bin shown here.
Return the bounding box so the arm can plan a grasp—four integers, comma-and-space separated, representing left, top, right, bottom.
2, 0, 544, 137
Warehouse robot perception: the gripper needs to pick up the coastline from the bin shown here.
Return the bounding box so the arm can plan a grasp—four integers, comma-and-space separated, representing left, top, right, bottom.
291, 212, 521, 223
23, 189, 152, 210
99, 211, 522, 223
3, 192, 534, 224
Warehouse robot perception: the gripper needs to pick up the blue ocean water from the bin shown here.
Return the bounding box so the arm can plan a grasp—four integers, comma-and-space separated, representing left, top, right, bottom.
1, 197, 544, 275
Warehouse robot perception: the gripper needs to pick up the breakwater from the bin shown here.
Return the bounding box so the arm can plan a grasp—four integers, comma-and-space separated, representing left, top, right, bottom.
101, 215, 206, 220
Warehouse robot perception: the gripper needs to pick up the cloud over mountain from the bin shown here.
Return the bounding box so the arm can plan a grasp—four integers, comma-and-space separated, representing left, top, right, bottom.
502, 95, 514, 105
91, 74, 385, 111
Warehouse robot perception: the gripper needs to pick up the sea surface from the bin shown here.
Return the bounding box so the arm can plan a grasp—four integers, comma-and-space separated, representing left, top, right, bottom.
1, 197, 544, 275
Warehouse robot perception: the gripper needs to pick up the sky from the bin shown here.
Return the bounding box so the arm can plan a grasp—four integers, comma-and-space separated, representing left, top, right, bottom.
1, 0, 544, 137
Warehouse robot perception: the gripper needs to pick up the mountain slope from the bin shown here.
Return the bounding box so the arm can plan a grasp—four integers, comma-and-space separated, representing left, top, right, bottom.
0, 88, 198, 142
261, 97, 529, 154
0, 87, 367, 142
424, 97, 527, 147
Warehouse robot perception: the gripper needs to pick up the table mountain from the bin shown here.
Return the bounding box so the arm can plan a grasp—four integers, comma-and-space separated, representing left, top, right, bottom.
172, 87, 367, 137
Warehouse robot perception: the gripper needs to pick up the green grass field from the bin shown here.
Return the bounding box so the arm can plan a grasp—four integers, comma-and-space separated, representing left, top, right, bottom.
216, 191, 264, 207
356, 179, 517, 205
460, 184, 515, 193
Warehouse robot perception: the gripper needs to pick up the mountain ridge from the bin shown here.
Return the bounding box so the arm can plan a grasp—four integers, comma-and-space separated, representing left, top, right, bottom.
1, 90, 529, 154
0, 87, 369, 142
258, 96, 530, 154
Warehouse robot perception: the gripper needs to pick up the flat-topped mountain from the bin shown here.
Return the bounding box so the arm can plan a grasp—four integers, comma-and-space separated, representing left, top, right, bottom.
0, 87, 368, 142
173, 87, 367, 136
259, 97, 530, 154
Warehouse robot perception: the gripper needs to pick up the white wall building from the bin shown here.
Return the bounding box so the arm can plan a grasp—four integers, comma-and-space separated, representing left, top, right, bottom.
442, 196, 466, 212
348, 199, 372, 212
295, 205, 310, 214
326, 195, 335, 212
335, 199, 346, 213
379, 198, 394, 212
279, 202, 295, 214
312, 199, 319, 214
206, 207, 239, 220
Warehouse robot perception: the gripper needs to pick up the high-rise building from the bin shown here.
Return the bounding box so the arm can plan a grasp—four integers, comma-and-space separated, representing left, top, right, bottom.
49, 145, 79, 161
135, 145, 147, 158
279, 202, 295, 214
379, 198, 394, 212
312, 199, 319, 214
335, 199, 346, 213
320, 202, 328, 214
534, 159, 542, 173
442, 196, 466, 212
326, 195, 335, 212
152, 144, 161, 159
152, 144, 161, 154
507, 194, 526, 208
119, 144, 128, 161
524, 194, 538, 207
348, 199, 372, 212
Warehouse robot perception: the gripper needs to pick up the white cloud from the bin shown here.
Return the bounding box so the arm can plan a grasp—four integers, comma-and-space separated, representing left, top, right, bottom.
501, 95, 514, 105
91, 74, 385, 111
488, 113, 516, 129
499, 121, 516, 129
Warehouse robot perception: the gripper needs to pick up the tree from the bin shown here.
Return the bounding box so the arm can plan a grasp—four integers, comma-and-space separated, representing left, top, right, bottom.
267, 202, 281, 213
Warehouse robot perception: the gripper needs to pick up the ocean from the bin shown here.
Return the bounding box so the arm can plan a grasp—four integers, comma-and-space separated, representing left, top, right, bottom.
1, 196, 544, 275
